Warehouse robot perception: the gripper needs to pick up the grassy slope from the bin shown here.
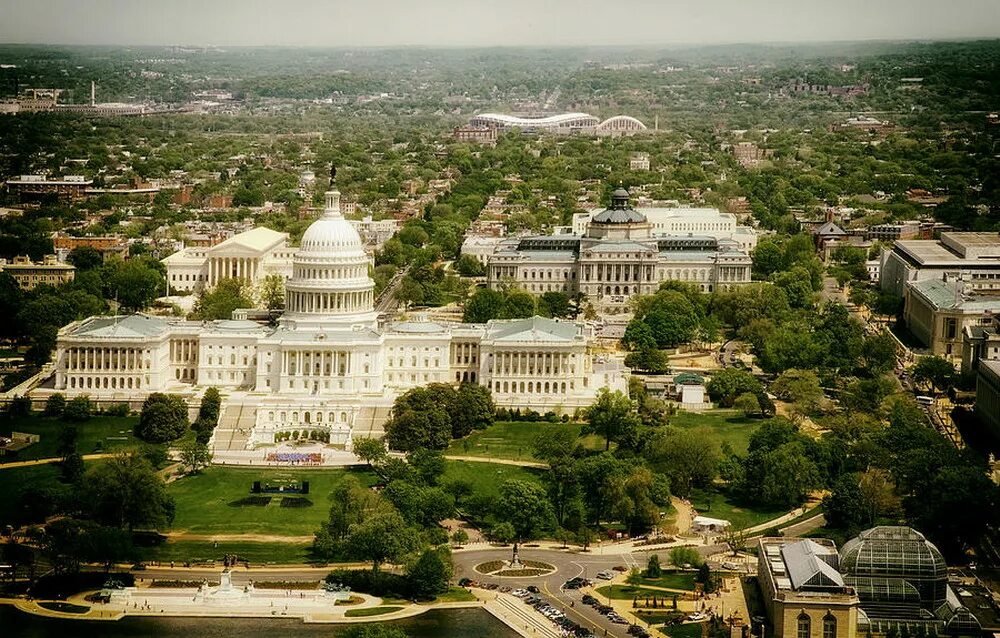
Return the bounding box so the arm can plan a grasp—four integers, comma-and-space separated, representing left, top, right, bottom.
0, 414, 139, 462
669, 409, 763, 456
166, 466, 379, 536
445, 421, 605, 461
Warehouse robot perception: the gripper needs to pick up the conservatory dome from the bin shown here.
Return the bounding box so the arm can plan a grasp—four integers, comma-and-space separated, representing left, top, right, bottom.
840, 526, 948, 605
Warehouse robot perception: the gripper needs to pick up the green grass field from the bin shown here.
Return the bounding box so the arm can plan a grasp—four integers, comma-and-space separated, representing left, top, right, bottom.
142, 540, 315, 565
445, 420, 605, 461
166, 466, 379, 536
630, 571, 697, 591
0, 414, 139, 462
666, 622, 707, 638
441, 459, 545, 499
669, 409, 765, 455
688, 487, 787, 530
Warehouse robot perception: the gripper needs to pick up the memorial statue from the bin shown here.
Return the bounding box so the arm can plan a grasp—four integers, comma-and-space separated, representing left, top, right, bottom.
330, 163, 337, 186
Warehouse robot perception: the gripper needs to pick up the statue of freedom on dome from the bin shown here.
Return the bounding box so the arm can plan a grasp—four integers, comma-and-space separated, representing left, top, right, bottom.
330, 163, 337, 186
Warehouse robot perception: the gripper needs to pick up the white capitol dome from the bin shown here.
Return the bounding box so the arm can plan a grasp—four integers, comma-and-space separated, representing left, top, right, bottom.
280, 190, 378, 330
299, 191, 367, 256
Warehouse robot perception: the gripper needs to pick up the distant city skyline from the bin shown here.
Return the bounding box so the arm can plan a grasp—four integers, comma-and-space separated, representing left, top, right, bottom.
1, 0, 999, 48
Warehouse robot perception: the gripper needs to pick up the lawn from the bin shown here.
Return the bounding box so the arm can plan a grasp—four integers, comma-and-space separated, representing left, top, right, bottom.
427, 587, 478, 603
141, 540, 315, 565
630, 571, 697, 591
441, 459, 545, 500
166, 466, 379, 536
446, 420, 605, 461
669, 409, 764, 455
666, 622, 707, 638
0, 414, 139, 463
688, 487, 787, 530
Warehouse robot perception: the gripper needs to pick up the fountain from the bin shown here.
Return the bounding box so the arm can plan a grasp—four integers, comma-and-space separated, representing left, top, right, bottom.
96, 569, 363, 619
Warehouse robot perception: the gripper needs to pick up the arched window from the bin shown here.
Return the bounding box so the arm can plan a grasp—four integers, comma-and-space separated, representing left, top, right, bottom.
797, 613, 811, 638
823, 614, 836, 638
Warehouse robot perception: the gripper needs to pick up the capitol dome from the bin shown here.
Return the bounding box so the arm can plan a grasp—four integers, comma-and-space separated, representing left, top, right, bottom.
300, 192, 366, 255
280, 191, 378, 330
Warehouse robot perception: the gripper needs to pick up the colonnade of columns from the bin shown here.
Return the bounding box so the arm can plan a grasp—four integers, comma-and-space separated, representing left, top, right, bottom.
450, 341, 479, 366
287, 289, 373, 314
491, 350, 575, 376
169, 339, 198, 363
65, 346, 146, 371
582, 262, 655, 283
282, 350, 351, 377
209, 256, 259, 286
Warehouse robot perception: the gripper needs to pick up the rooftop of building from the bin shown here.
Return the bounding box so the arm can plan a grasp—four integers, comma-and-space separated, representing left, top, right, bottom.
908, 277, 1000, 312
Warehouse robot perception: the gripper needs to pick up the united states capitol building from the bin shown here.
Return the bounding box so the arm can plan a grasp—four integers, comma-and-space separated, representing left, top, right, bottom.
35, 191, 627, 454
486, 188, 753, 308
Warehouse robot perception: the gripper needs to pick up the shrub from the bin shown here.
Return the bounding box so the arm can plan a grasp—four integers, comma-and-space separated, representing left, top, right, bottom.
63, 395, 93, 422
44, 393, 66, 417
104, 403, 130, 417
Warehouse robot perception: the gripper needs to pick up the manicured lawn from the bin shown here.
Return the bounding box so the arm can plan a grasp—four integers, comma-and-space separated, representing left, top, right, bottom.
630, 571, 697, 591
446, 420, 605, 461
666, 622, 707, 638
688, 487, 787, 530
427, 586, 478, 603
141, 540, 315, 565
669, 409, 765, 455
345, 606, 404, 617
0, 414, 139, 462
441, 459, 545, 500
166, 466, 378, 536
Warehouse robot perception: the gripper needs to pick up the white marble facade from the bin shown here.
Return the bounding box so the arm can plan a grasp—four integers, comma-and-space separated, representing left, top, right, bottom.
45, 191, 628, 448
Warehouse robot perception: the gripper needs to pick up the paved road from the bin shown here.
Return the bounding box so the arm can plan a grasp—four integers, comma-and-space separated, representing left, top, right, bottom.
453, 547, 637, 638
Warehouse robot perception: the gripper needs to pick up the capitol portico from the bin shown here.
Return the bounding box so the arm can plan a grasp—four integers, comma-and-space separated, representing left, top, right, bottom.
40, 190, 628, 460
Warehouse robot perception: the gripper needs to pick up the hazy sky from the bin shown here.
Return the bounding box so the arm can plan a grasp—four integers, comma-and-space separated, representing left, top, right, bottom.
2, 0, 999, 47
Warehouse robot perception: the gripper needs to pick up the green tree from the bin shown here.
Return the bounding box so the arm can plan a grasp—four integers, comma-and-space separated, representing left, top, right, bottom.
454, 254, 486, 277
910, 355, 955, 393
66, 246, 104, 271
462, 288, 504, 323
495, 479, 556, 549
260, 273, 285, 310
82, 451, 174, 532
646, 554, 662, 578
647, 427, 721, 497
191, 278, 252, 320
451, 528, 469, 546
353, 436, 390, 478
451, 383, 495, 438
733, 392, 762, 417
502, 289, 536, 319
105, 258, 163, 312
668, 546, 703, 568
706, 368, 763, 407
63, 395, 93, 422
384, 385, 454, 451
135, 393, 189, 443
407, 546, 453, 599
346, 509, 419, 584
179, 440, 213, 473
44, 393, 66, 417
584, 388, 640, 451
770, 369, 823, 412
